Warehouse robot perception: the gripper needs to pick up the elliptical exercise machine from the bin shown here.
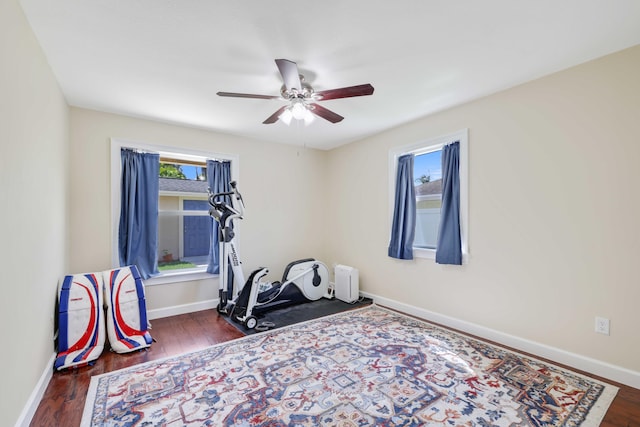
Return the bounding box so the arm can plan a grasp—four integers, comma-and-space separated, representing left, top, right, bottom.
208, 181, 331, 330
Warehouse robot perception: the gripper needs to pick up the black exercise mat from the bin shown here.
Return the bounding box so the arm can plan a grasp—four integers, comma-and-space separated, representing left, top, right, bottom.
222, 297, 373, 335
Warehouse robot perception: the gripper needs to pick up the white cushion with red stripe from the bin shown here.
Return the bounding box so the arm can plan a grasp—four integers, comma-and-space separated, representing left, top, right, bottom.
54, 273, 105, 370
103, 265, 153, 353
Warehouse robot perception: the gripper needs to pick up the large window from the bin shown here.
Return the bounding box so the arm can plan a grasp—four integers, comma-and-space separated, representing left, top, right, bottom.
157, 159, 210, 273
389, 129, 469, 260
110, 138, 238, 284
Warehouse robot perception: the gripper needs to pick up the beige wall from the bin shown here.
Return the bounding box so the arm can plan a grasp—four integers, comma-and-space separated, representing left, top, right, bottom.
326, 45, 640, 374
1, 1, 70, 426
5, 2, 640, 422
69, 108, 329, 312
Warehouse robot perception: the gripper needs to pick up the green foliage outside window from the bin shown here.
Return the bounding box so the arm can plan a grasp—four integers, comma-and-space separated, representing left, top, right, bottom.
159, 163, 186, 179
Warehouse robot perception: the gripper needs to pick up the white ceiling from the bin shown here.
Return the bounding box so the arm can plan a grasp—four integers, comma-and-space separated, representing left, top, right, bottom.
19, 0, 640, 150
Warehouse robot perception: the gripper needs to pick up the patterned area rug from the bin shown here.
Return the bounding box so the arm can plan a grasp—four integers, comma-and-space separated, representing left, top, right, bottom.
81, 306, 617, 426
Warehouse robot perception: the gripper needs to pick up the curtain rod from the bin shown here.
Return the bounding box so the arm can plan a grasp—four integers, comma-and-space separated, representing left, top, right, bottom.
122, 148, 229, 166
160, 157, 230, 166
160, 156, 206, 167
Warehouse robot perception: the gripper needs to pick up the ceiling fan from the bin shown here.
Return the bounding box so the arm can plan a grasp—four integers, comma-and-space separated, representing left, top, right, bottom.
217, 59, 374, 125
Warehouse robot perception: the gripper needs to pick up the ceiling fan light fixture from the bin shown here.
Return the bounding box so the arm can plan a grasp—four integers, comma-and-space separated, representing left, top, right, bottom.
303, 108, 315, 125
291, 100, 307, 120
279, 108, 293, 125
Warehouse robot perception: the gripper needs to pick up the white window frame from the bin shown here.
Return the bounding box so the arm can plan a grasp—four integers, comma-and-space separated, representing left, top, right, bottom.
388, 129, 469, 262
110, 138, 239, 285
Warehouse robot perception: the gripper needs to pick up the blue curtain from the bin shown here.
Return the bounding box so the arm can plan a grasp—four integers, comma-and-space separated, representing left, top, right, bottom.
388, 154, 416, 260
436, 141, 462, 265
118, 149, 160, 279
206, 160, 231, 274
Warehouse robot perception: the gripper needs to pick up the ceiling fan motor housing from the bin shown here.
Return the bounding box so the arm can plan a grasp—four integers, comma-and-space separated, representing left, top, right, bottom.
280, 77, 314, 100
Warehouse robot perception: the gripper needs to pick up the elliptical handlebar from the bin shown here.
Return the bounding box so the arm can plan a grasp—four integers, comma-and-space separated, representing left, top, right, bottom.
208, 180, 244, 222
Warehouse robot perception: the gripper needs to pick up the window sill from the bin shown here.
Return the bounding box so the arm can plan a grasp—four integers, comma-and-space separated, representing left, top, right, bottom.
145, 269, 217, 286
412, 247, 470, 264
413, 247, 436, 259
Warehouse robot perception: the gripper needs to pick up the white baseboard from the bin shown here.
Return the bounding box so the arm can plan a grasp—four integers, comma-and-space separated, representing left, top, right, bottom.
15, 352, 55, 427
147, 299, 218, 320
361, 291, 640, 390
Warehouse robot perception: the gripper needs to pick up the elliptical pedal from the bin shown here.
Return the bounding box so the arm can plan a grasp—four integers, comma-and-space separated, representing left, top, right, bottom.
254, 321, 275, 332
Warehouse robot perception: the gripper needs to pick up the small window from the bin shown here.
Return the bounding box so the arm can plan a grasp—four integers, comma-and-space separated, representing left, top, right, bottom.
389, 129, 469, 260
413, 149, 442, 250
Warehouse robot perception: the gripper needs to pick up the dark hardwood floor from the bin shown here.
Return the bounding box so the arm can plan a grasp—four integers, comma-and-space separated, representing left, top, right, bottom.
31, 311, 244, 427
31, 309, 640, 426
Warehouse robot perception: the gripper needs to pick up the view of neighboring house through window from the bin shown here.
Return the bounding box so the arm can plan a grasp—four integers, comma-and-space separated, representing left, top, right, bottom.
158, 159, 210, 272
413, 149, 442, 250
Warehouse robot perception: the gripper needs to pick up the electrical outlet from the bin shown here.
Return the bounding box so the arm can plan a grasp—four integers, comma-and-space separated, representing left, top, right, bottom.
595, 317, 610, 335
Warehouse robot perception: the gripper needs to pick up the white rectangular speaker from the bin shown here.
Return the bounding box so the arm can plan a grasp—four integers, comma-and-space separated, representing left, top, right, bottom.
334, 264, 359, 303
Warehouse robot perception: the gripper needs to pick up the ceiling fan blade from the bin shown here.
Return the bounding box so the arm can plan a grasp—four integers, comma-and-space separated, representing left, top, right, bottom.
309, 103, 344, 123
315, 84, 374, 101
275, 59, 302, 92
217, 91, 280, 100
263, 106, 288, 124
